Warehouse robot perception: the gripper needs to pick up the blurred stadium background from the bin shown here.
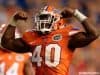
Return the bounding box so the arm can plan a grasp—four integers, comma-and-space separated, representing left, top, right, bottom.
0, 0, 100, 75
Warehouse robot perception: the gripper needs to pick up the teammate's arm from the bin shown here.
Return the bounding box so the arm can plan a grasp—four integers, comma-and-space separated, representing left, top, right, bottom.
61, 8, 99, 49
24, 58, 36, 75
1, 11, 31, 53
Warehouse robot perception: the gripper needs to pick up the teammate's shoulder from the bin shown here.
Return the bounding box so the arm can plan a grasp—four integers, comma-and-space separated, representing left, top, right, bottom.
23, 52, 32, 57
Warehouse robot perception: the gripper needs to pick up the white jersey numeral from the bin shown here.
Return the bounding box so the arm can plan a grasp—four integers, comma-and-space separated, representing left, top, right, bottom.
0, 62, 19, 75
0, 62, 5, 75
32, 44, 61, 67
45, 44, 61, 67
32, 45, 42, 66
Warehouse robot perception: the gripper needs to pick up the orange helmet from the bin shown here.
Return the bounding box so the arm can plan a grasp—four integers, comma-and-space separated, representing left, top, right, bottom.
34, 6, 62, 34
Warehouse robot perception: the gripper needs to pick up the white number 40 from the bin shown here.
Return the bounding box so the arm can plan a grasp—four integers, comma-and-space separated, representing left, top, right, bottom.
32, 44, 61, 67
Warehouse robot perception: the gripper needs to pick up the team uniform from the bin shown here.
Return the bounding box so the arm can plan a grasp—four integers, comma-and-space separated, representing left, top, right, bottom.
21, 6, 81, 75
0, 49, 32, 75
23, 24, 78, 75
1, 6, 98, 75
0, 24, 32, 75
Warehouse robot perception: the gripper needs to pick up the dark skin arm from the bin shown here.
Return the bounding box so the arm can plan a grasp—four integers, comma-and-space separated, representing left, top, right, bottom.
1, 8, 99, 53
1, 25, 31, 53
1, 11, 31, 53
68, 19, 99, 50
61, 8, 99, 50
24, 58, 35, 75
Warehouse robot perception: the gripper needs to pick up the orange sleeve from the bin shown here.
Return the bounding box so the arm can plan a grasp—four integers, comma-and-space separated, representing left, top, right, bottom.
68, 26, 82, 36
22, 32, 36, 45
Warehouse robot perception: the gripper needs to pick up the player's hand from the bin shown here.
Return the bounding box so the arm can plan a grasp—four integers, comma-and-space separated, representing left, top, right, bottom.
14, 11, 28, 21
61, 7, 74, 18
10, 11, 28, 26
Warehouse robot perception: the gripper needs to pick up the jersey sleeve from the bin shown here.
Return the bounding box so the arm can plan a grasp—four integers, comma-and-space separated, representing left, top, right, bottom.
22, 31, 36, 46
68, 26, 82, 36
15, 29, 22, 39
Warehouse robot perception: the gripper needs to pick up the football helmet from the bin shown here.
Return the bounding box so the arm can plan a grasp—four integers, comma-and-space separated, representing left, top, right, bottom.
34, 6, 61, 34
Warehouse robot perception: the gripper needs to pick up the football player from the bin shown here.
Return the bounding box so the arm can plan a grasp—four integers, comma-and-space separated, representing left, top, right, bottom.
0, 24, 33, 75
0, 49, 33, 75
1, 6, 99, 75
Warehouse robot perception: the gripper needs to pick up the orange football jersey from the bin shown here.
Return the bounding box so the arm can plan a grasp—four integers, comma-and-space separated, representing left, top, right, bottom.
23, 25, 75, 75
0, 49, 32, 75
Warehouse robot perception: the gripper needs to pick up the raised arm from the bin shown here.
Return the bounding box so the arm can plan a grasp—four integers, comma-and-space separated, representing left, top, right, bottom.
1, 11, 31, 53
61, 7, 99, 49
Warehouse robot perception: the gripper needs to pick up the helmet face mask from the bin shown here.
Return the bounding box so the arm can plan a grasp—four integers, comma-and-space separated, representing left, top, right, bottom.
34, 6, 61, 34
35, 13, 53, 34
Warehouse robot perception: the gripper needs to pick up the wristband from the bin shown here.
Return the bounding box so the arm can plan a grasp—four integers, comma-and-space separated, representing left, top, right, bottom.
74, 9, 87, 22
